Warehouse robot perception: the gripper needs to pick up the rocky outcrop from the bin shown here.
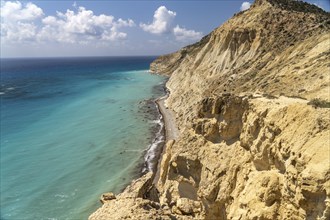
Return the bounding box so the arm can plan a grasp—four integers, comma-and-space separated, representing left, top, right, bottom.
90, 0, 330, 219
90, 95, 330, 220
157, 95, 330, 220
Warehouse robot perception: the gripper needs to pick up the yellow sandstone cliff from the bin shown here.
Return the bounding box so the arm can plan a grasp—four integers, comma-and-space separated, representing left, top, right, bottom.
90, 0, 330, 219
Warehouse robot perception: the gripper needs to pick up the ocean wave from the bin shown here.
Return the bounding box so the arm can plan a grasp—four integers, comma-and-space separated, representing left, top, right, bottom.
150, 119, 161, 124
54, 194, 69, 199
142, 103, 165, 173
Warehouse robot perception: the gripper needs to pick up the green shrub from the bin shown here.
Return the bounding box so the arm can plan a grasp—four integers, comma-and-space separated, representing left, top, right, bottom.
307, 98, 330, 108
263, 93, 277, 99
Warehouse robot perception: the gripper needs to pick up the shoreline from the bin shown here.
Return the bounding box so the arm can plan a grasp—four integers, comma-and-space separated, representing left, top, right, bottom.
156, 94, 179, 141
90, 78, 178, 219
141, 81, 167, 174
152, 91, 179, 184
142, 84, 179, 175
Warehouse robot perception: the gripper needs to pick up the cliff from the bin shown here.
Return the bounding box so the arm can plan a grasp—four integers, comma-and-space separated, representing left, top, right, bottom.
90, 0, 330, 219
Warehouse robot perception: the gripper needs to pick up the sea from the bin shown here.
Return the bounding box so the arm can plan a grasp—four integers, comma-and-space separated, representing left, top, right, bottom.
0, 57, 167, 219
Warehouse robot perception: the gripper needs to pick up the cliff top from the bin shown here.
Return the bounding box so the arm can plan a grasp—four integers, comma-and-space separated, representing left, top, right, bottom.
254, 0, 328, 14
151, 0, 329, 102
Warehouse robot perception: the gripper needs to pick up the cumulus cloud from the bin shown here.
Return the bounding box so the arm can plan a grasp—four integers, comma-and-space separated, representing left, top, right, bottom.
173, 25, 203, 42
1, 1, 135, 44
240, 2, 251, 11
2, 21, 37, 42
140, 6, 176, 34
1, 1, 44, 21
38, 6, 135, 43
141, 6, 203, 42
0, 1, 42, 43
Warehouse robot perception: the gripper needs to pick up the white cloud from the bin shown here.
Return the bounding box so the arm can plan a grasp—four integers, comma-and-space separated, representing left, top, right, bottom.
115, 18, 135, 28
240, 2, 251, 11
2, 21, 37, 42
173, 25, 203, 42
0, 1, 43, 43
141, 6, 203, 42
1, 1, 44, 21
1, 1, 135, 44
140, 6, 176, 34
72, 1, 77, 9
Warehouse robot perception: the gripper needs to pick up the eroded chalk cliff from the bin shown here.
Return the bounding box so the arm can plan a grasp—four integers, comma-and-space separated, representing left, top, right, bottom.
90, 0, 330, 219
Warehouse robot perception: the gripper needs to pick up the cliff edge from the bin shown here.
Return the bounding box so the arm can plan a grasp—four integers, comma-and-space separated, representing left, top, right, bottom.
90, 0, 330, 219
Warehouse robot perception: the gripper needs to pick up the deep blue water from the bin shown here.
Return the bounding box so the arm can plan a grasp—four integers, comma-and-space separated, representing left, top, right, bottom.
0, 57, 166, 219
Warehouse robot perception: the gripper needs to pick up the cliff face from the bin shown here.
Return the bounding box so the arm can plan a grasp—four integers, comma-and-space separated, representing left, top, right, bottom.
152, 0, 329, 129
90, 0, 330, 219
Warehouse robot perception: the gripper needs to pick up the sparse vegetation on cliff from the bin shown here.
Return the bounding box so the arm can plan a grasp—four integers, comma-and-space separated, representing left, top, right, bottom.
308, 98, 330, 108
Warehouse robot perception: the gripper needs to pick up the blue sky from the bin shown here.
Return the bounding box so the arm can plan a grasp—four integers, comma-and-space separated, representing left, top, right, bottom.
1, 0, 329, 57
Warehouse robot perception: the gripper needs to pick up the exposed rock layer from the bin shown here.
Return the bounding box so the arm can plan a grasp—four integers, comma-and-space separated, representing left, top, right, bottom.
90, 0, 330, 219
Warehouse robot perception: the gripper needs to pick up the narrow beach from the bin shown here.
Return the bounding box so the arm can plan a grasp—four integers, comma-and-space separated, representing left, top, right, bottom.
156, 95, 179, 141
153, 93, 179, 184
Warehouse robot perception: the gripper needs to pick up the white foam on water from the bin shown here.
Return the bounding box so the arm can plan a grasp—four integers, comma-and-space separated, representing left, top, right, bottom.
143, 103, 165, 173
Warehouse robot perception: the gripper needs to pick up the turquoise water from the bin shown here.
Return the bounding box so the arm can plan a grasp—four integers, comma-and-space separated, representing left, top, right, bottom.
0, 57, 166, 219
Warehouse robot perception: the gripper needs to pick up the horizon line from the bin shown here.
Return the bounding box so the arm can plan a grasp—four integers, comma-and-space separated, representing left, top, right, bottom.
0, 55, 163, 59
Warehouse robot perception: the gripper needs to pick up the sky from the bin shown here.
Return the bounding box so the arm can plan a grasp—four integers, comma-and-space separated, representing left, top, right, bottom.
1, 0, 329, 58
